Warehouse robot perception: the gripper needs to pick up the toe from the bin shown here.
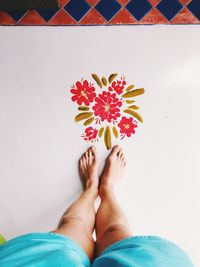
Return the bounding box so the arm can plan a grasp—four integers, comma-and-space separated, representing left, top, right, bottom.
90, 146, 97, 156
79, 158, 84, 174
109, 145, 120, 157
83, 152, 88, 164
117, 148, 123, 157
90, 146, 98, 162
88, 149, 93, 164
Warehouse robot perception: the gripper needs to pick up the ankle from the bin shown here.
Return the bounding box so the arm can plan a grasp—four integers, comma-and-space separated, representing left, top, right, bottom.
84, 182, 98, 197
99, 184, 114, 198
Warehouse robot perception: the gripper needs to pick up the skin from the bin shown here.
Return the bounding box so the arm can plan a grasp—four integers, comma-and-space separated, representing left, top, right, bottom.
54, 145, 132, 263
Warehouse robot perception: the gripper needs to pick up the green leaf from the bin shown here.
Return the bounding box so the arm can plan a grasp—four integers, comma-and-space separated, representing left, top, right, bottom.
112, 126, 119, 138
104, 126, 112, 150
125, 85, 134, 92
124, 109, 143, 123
126, 100, 135, 104
84, 117, 94, 126
108, 73, 118, 84
78, 106, 90, 111
122, 88, 145, 98
91, 74, 102, 88
98, 127, 104, 138
102, 76, 107, 86
75, 112, 93, 122
128, 105, 140, 110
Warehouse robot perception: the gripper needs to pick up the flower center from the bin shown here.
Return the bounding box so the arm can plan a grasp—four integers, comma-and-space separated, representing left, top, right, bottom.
104, 104, 110, 111
124, 124, 130, 129
81, 90, 87, 96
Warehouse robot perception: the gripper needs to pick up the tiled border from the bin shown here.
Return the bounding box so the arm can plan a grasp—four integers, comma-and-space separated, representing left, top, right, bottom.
0, 0, 199, 25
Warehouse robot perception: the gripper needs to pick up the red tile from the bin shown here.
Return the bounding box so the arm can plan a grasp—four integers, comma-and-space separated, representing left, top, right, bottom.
178, 0, 191, 5
140, 7, 169, 24
171, 7, 200, 24
110, 8, 137, 24
148, 0, 161, 6
86, 0, 100, 6
79, 8, 106, 24
48, 8, 76, 25
58, 0, 70, 7
0, 11, 16, 25
18, 10, 46, 25
117, 0, 130, 6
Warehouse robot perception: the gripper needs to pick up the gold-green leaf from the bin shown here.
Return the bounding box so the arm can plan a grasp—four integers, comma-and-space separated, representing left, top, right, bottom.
102, 77, 107, 86
98, 127, 104, 138
122, 88, 145, 98
126, 100, 135, 104
91, 74, 102, 89
75, 112, 93, 122
108, 73, 118, 84
126, 85, 134, 92
84, 117, 94, 126
78, 106, 90, 111
104, 126, 112, 150
128, 105, 140, 110
112, 126, 118, 138
124, 109, 143, 123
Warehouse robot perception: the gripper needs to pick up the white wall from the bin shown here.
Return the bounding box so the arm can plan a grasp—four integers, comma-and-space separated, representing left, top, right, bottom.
0, 26, 199, 266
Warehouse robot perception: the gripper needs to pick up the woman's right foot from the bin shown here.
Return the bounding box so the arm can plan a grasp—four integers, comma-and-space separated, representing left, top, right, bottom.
99, 145, 126, 194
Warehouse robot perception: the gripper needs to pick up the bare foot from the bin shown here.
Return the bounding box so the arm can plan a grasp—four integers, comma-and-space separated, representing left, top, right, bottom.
79, 146, 100, 191
100, 145, 126, 192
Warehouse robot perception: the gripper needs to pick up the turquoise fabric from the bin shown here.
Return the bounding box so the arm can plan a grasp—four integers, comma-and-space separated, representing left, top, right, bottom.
0, 233, 91, 267
0, 233, 195, 267
93, 236, 195, 267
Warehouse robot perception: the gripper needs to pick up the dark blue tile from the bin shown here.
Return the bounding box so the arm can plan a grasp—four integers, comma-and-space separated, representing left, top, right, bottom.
8, 10, 28, 22
36, 8, 60, 21
156, 0, 183, 21
95, 0, 122, 21
187, 0, 200, 20
64, 0, 91, 22
125, 0, 152, 21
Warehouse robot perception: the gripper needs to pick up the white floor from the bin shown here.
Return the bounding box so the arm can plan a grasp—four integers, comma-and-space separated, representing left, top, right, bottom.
0, 26, 200, 266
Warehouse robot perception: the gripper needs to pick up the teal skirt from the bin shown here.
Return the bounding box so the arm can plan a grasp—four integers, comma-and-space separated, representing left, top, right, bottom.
0, 232, 195, 267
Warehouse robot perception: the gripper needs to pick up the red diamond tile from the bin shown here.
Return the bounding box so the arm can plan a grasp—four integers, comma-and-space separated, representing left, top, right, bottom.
140, 7, 168, 24
86, 0, 100, 6
18, 10, 46, 25
58, 0, 70, 7
79, 8, 106, 24
171, 7, 199, 24
48, 8, 76, 24
109, 8, 137, 24
117, 0, 130, 6
148, 0, 161, 6
0, 11, 16, 25
178, 0, 191, 5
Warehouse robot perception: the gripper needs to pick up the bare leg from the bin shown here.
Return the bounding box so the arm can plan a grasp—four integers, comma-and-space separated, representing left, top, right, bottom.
53, 146, 99, 261
95, 145, 133, 257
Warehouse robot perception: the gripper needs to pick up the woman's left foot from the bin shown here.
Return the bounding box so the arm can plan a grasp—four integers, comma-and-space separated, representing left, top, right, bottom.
79, 146, 100, 192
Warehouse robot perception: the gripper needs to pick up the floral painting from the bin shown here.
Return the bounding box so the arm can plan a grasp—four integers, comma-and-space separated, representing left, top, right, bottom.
69, 73, 145, 150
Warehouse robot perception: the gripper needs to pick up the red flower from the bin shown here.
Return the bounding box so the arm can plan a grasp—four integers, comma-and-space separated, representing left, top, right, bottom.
118, 116, 137, 137
109, 79, 126, 95
82, 127, 98, 141
70, 80, 96, 106
92, 91, 122, 123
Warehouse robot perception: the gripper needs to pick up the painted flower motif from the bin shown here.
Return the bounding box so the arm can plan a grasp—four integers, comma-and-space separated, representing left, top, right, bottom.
70, 80, 96, 106
109, 79, 126, 95
70, 73, 145, 150
82, 127, 98, 141
92, 91, 122, 123
118, 116, 138, 137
